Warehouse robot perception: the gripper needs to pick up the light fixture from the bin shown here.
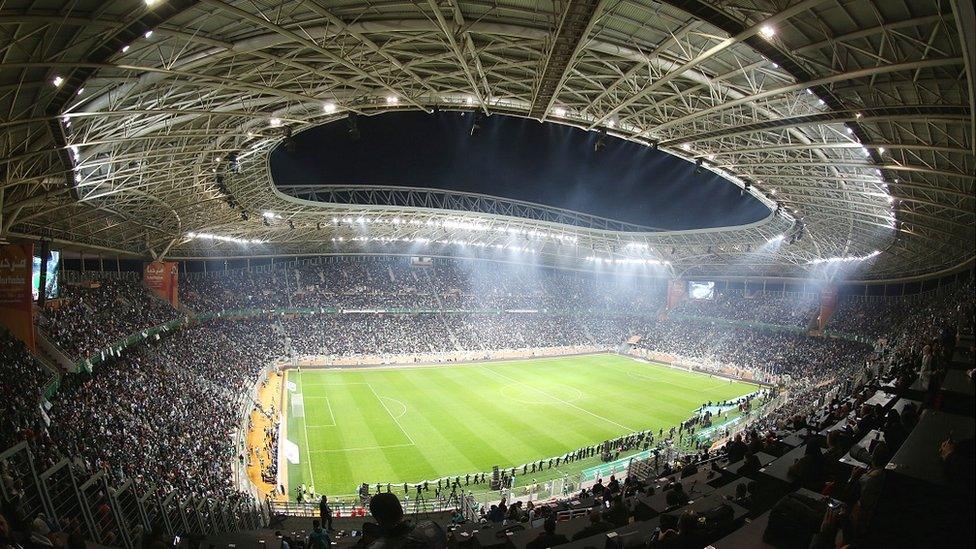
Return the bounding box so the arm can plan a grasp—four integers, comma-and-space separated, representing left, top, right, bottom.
121, 45, 130, 53
323, 102, 337, 114
808, 250, 881, 265
386, 95, 399, 104
759, 25, 775, 39
553, 106, 567, 117
52, 76, 64, 87
269, 117, 282, 127
145, 30, 154, 38
186, 231, 263, 245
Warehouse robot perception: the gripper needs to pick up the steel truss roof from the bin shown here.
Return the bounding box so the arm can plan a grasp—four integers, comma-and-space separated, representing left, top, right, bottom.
0, 0, 972, 280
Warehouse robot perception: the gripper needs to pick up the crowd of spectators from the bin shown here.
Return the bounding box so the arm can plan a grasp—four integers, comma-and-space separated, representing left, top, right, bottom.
827, 279, 974, 340
179, 257, 669, 314
38, 278, 184, 360
0, 329, 50, 449
2, 258, 972, 549
26, 319, 284, 502
672, 290, 819, 328
635, 318, 871, 382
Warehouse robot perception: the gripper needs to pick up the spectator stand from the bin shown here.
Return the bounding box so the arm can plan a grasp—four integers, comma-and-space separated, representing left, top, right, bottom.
0, 441, 266, 549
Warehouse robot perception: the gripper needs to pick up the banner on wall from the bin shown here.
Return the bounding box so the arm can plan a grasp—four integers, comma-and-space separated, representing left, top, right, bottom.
144, 261, 179, 308
0, 243, 37, 351
666, 279, 686, 310
818, 286, 839, 330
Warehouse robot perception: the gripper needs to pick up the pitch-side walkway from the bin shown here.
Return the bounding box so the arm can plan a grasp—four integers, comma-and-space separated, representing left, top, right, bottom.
246, 371, 286, 500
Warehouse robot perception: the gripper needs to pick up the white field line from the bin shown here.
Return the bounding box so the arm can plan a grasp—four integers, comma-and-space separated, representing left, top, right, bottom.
297, 371, 316, 489
303, 395, 337, 426
380, 396, 409, 419
482, 366, 637, 432
623, 365, 754, 395
367, 383, 417, 446
309, 443, 415, 453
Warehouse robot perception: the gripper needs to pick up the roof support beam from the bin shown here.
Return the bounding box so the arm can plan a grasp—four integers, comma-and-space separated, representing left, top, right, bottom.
950, 0, 976, 154
297, 0, 437, 96
587, 0, 830, 129
529, 0, 606, 120
645, 58, 964, 137
426, 0, 490, 111
695, 142, 973, 158
201, 0, 429, 111
660, 106, 971, 146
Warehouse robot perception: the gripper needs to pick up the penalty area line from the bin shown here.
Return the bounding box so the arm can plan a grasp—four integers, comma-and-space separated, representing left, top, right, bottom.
368, 383, 417, 446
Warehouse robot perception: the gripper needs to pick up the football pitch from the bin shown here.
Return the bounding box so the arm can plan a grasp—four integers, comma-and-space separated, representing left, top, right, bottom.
282, 353, 756, 497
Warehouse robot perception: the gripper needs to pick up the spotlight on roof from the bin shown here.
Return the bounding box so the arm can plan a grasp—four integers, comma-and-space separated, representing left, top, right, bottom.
52, 76, 64, 87
269, 117, 282, 127
386, 95, 399, 105
594, 129, 607, 152
759, 25, 775, 39
347, 113, 360, 141
282, 126, 295, 153
470, 111, 484, 137
552, 106, 567, 117
323, 102, 337, 114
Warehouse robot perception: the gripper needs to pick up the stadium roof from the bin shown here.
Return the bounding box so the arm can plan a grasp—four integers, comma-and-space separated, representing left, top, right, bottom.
0, 0, 973, 280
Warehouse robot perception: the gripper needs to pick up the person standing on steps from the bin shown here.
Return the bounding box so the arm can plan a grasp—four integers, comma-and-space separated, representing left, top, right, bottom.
319, 495, 333, 532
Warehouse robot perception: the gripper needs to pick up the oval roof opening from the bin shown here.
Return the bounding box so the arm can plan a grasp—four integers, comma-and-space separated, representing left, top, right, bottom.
271, 111, 769, 230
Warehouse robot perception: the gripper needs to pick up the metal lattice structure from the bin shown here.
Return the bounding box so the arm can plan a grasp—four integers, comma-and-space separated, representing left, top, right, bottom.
0, 0, 972, 279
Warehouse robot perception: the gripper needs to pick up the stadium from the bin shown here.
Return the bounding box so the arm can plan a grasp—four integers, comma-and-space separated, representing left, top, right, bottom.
0, 0, 974, 548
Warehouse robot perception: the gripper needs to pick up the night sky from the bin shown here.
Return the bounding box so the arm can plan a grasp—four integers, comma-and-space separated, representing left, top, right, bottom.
270, 111, 769, 230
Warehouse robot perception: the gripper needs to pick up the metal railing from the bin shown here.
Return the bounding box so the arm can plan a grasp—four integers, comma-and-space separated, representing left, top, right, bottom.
0, 442, 266, 548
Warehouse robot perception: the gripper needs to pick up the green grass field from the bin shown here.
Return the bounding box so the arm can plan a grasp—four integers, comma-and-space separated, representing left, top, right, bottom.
283, 354, 755, 497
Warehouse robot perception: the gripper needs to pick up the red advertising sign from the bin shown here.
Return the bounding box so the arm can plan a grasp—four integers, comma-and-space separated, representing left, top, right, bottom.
0, 243, 36, 351
144, 261, 179, 308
